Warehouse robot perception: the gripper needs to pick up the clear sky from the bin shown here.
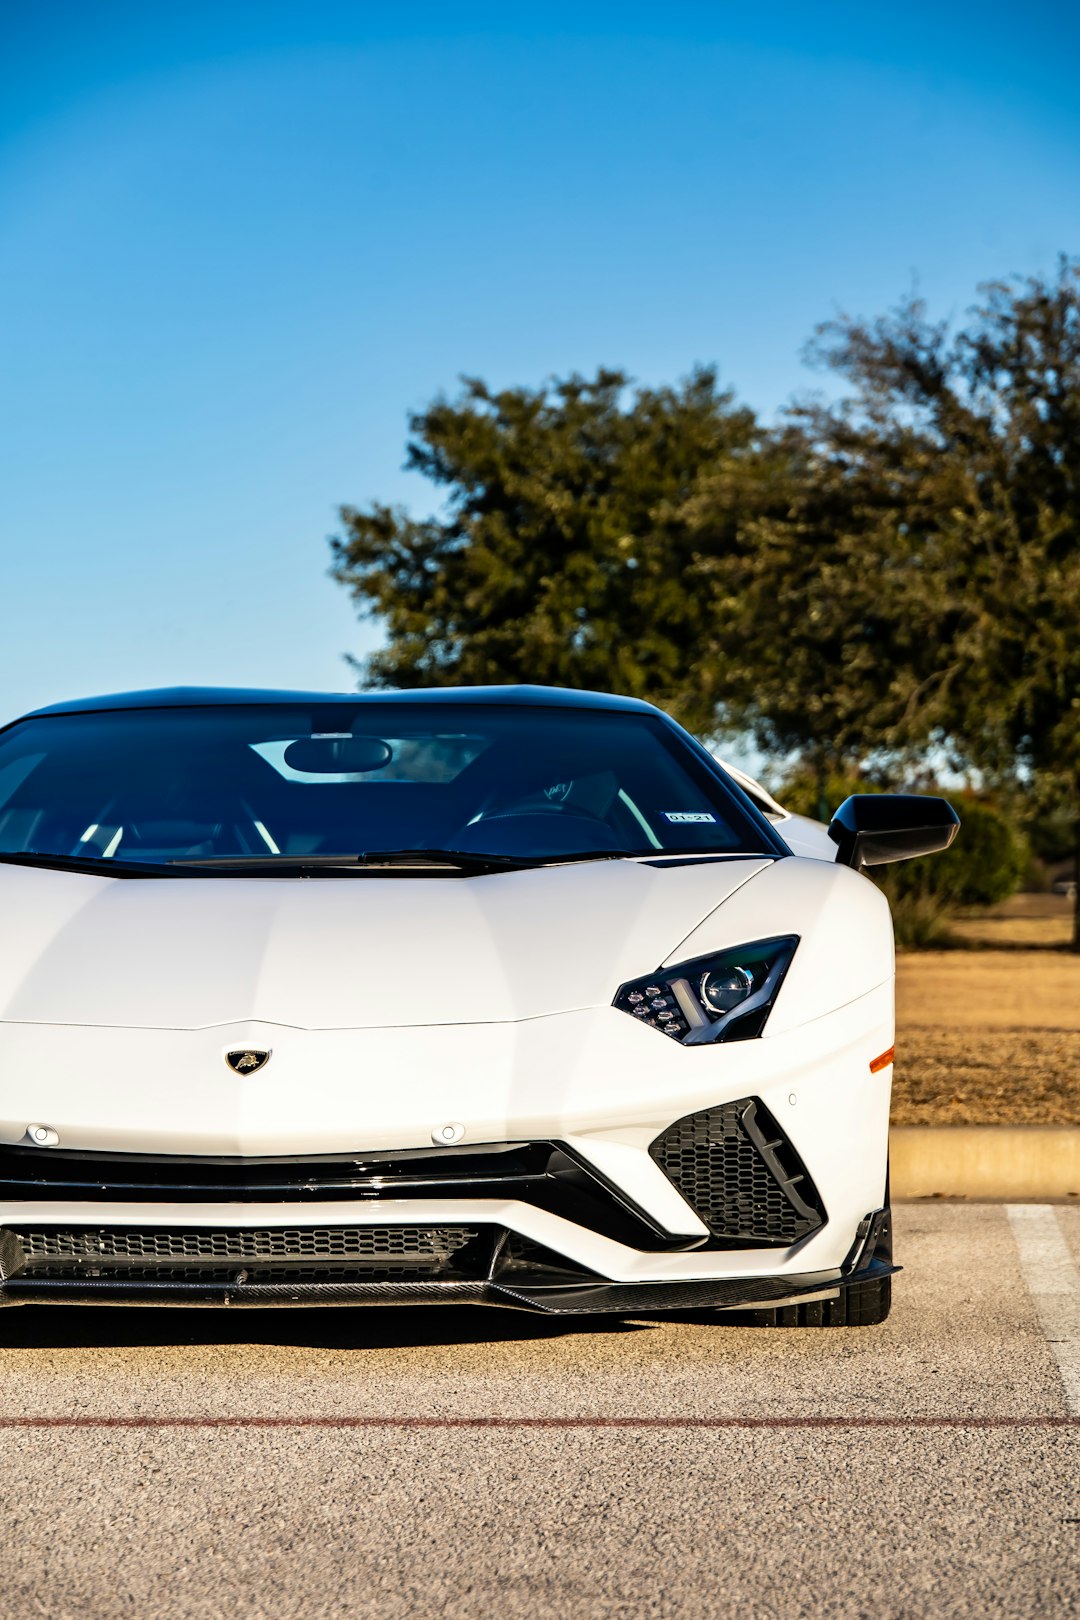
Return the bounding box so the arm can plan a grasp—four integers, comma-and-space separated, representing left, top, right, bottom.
2, 1, 1078, 724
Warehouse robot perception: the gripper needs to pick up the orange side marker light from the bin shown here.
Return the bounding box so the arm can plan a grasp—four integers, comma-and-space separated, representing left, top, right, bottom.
869, 1046, 895, 1074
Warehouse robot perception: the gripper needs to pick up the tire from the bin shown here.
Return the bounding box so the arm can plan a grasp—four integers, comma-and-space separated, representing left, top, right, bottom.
727, 1276, 892, 1328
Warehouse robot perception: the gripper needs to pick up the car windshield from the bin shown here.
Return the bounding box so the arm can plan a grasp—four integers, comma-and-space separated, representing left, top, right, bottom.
0, 702, 777, 873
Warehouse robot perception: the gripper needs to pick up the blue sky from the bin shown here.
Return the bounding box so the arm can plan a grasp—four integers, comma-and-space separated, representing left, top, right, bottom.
2, 1, 1079, 724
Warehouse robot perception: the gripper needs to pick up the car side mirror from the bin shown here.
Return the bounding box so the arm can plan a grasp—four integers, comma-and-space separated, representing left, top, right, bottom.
827, 794, 960, 871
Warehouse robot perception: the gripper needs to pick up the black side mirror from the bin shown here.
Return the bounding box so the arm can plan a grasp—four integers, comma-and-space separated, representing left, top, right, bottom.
828, 794, 960, 871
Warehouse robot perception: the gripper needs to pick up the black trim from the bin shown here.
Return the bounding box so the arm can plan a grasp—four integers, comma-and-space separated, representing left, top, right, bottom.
0, 1206, 898, 1314
13, 685, 663, 725
739, 1100, 823, 1228
0, 1140, 696, 1252
843, 1206, 893, 1274
488, 1265, 899, 1315
0, 1265, 895, 1315
0, 853, 178, 880
0, 850, 776, 882
641, 855, 775, 870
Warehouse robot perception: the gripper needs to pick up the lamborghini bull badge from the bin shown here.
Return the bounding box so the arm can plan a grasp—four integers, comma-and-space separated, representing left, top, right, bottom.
225, 1049, 271, 1075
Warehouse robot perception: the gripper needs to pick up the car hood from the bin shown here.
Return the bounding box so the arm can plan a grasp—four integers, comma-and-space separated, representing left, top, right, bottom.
0, 857, 772, 1030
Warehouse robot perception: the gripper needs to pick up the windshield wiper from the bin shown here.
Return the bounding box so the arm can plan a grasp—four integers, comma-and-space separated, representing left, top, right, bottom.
0, 848, 651, 881
358, 849, 528, 871
171, 854, 364, 868
169, 848, 646, 875
169, 850, 532, 875
0, 851, 163, 878
358, 848, 647, 870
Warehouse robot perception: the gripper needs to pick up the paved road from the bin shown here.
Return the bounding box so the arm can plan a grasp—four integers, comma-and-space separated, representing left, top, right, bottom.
1, 1204, 1077, 1619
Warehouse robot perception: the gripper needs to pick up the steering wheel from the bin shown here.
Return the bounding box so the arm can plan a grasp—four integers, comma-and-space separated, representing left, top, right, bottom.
449, 796, 623, 856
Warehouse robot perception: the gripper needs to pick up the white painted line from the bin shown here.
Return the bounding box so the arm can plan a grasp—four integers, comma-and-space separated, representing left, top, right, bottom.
1007, 1204, 1080, 1417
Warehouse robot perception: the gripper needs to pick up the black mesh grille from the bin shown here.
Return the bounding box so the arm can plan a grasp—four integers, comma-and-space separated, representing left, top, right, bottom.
649, 1099, 825, 1246
11, 1225, 480, 1282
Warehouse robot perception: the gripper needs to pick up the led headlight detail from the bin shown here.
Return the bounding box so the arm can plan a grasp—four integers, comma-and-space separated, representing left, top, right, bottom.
614, 936, 798, 1045
700, 965, 753, 1014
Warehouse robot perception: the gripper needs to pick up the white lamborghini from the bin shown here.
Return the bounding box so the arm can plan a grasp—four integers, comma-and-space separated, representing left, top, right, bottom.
0, 686, 957, 1325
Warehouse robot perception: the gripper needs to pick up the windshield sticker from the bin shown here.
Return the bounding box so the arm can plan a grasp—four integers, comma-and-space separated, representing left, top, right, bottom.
663, 811, 717, 823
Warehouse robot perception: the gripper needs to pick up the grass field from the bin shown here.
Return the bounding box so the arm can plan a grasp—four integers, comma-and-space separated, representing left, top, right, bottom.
892, 894, 1080, 1125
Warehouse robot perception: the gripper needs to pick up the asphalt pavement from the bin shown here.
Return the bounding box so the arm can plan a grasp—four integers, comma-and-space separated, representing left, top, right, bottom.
1, 1203, 1077, 1619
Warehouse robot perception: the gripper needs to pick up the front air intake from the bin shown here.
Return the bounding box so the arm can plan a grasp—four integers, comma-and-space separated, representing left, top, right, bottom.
8, 1224, 482, 1283
649, 1098, 825, 1246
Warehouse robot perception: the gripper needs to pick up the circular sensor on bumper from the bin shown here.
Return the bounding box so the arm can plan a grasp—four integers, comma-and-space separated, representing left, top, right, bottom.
432, 1122, 466, 1146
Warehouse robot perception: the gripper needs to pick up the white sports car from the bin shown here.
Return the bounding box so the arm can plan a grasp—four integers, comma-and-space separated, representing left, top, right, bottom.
0, 686, 957, 1326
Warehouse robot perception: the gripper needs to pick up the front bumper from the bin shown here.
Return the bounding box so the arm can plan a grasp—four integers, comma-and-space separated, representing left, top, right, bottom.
0, 1211, 893, 1313
0, 984, 895, 1311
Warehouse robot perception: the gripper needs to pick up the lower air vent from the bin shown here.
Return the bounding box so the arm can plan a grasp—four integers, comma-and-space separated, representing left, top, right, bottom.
649, 1099, 825, 1246
10, 1224, 481, 1283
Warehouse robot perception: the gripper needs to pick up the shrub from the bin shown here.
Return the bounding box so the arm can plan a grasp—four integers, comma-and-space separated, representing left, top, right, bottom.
884, 797, 1027, 908
886, 890, 956, 949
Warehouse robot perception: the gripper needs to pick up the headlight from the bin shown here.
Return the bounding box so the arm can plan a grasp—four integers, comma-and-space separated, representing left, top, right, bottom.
613, 936, 798, 1045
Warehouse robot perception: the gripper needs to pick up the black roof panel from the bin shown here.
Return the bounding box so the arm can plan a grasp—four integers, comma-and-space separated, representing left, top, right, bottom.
18, 684, 660, 721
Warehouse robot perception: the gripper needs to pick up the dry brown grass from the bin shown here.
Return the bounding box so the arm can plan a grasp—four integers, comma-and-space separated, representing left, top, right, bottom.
892, 895, 1080, 1124
948, 891, 1074, 950
891, 1026, 1080, 1125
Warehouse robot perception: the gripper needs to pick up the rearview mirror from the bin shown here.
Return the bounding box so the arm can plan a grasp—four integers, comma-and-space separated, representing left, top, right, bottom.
282, 736, 393, 775
827, 794, 960, 871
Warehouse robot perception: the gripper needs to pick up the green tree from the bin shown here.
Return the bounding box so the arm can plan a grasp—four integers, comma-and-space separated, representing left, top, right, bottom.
777, 259, 1080, 944
679, 419, 945, 782
329, 368, 763, 730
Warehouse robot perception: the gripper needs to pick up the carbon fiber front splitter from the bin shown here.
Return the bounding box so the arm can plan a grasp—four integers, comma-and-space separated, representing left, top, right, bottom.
0, 1259, 896, 1314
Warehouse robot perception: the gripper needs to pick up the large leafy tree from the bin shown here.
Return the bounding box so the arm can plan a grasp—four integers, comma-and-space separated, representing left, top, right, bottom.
678, 418, 947, 773
329, 368, 763, 730
772, 260, 1080, 942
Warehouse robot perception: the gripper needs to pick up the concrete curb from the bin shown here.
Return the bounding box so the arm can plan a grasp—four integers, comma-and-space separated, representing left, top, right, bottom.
891, 1126, 1080, 1200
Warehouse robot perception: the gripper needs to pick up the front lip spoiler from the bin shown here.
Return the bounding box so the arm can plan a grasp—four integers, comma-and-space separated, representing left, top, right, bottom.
0, 1260, 897, 1314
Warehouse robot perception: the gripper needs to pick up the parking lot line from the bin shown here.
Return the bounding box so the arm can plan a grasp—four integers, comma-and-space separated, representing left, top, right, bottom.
1007, 1203, 1080, 1415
